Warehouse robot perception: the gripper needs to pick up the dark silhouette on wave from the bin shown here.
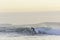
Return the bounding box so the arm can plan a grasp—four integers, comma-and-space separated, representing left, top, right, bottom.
0, 22, 60, 36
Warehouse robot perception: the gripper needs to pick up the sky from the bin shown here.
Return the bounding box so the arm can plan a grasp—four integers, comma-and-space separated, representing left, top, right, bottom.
0, 0, 60, 25
0, 0, 60, 12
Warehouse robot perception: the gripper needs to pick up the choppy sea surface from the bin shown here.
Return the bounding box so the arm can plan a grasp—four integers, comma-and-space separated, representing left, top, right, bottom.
0, 22, 60, 40
0, 35, 60, 40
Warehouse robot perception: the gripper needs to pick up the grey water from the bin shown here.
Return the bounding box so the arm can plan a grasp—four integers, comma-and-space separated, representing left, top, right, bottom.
0, 22, 60, 37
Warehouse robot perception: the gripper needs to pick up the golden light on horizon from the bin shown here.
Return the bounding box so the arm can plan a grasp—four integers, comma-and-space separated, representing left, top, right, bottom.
0, 0, 60, 25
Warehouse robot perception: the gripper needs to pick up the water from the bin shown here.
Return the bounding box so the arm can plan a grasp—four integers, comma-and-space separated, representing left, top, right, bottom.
0, 36, 60, 40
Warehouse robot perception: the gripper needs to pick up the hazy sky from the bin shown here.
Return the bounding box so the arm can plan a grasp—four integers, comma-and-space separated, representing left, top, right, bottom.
0, 0, 60, 12
0, 0, 60, 25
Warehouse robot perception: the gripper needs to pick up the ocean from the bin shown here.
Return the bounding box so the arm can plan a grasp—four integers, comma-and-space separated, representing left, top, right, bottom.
0, 36, 60, 40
